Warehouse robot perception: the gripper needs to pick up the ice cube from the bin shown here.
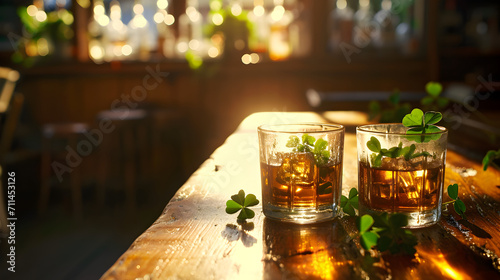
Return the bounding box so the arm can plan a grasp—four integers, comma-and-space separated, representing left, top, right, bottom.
291, 153, 315, 184
410, 156, 425, 170
380, 157, 398, 170
276, 152, 315, 185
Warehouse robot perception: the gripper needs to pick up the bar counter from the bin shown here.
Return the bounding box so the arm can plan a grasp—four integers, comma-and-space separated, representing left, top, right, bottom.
101, 111, 500, 280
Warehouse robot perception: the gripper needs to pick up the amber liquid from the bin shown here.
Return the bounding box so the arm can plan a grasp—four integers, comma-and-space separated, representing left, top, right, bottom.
261, 153, 341, 210
358, 161, 444, 212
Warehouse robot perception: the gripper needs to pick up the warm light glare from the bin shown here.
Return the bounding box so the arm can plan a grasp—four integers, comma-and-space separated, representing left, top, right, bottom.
360, 0, 370, 8
212, 13, 223, 25
133, 4, 144, 14
250, 53, 260, 63
336, 0, 347, 10
90, 44, 104, 60
164, 14, 175, 25
27, 5, 38, 16
208, 46, 219, 58
122, 44, 133, 56
421, 252, 471, 280
210, 0, 222, 10
35, 10, 47, 22
177, 42, 188, 53
59, 10, 74, 25
241, 54, 251, 64
110, 2, 121, 21
37, 38, 49, 56
241, 53, 261, 64
253, 5, 265, 17
157, 0, 168, 10
154, 12, 165, 23
189, 39, 200, 50
271, 5, 285, 21
94, 5, 105, 15
113, 45, 122, 56
211, 33, 223, 45
97, 15, 110, 26
231, 4, 242, 16
26, 41, 37, 57
186, 7, 201, 22
132, 15, 148, 28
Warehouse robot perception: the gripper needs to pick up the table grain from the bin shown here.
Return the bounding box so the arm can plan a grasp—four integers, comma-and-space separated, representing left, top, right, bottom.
101, 112, 500, 280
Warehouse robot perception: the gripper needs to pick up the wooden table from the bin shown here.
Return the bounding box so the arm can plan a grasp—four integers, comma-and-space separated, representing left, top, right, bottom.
101, 112, 500, 280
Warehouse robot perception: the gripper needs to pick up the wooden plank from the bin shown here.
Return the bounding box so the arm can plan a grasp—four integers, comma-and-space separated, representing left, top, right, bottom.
101, 112, 500, 280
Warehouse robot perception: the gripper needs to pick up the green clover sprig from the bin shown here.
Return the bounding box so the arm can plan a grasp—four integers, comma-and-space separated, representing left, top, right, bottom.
225, 190, 259, 221
357, 213, 418, 255
340, 188, 359, 216
402, 108, 443, 143
366, 137, 430, 167
443, 184, 466, 219
286, 134, 330, 165
421, 82, 449, 110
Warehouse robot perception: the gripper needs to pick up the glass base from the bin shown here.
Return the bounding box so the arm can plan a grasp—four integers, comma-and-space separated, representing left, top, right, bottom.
263, 203, 337, 224
359, 204, 440, 228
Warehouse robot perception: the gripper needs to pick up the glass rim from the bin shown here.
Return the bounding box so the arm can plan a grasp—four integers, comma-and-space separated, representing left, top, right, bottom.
258, 123, 344, 133
356, 123, 447, 136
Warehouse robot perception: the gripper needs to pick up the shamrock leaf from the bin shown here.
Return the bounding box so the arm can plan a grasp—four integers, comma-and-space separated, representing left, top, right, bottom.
360, 231, 379, 250
226, 190, 260, 221
244, 193, 259, 207
444, 184, 467, 220
403, 109, 443, 143
302, 134, 316, 146
454, 198, 466, 219
424, 111, 442, 125
425, 82, 443, 97
341, 188, 359, 216
287, 135, 331, 166
237, 208, 255, 220
402, 108, 424, 127
231, 189, 246, 206
358, 213, 417, 254
286, 135, 300, 148
226, 200, 242, 214
358, 214, 374, 233
367, 137, 381, 153
447, 184, 458, 200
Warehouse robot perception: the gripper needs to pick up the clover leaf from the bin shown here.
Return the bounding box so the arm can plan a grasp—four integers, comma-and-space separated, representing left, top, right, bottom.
357, 215, 378, 250
341, 188, 359, 216
403, 108, 443, 143
425, 82, 443, 97
226, 190, 259, 221
357, 213, 417, 255
287, 134, 330, 165
444, 184, 466, 220
367, 138, 428, 168
422, 82, 449, 110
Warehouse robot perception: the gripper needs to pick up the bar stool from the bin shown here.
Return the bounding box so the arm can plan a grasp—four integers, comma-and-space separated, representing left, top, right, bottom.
149, 109, 186, 186
95, 109, 148, 211
39, 123, 90, 219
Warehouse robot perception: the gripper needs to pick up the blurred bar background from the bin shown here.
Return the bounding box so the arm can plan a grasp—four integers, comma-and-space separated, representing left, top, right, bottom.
0, 0, 499, 279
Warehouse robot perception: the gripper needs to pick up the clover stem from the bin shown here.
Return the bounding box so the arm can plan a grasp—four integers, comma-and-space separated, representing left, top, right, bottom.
441, 200, 455, 206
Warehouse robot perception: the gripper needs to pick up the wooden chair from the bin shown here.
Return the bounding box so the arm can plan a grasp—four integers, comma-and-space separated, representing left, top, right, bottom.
0, 67, 21, 235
